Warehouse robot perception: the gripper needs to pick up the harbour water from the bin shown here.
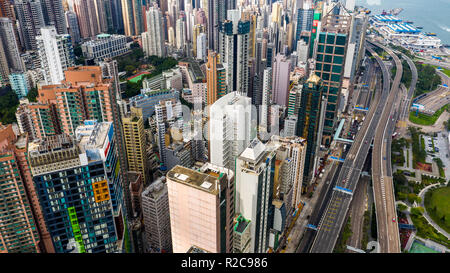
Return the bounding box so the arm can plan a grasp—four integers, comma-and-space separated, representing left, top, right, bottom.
356, 0, 450, 45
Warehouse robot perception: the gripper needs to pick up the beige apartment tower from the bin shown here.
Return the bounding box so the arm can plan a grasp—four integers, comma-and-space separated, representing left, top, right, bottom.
122, 106, 148, 185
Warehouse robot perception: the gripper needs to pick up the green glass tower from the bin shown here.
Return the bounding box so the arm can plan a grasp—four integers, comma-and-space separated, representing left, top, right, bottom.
314, 13, 350, 145
296, 74, 323, 186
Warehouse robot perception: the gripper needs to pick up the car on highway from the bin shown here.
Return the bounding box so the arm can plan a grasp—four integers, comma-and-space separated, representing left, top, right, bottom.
392, 217, 396, 223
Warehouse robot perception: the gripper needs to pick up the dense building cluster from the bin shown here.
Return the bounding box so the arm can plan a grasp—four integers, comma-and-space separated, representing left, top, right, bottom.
0, 0, 374, 253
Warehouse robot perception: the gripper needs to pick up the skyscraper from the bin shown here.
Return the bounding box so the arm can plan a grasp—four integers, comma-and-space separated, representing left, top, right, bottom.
314, 12, 350, 145
0, 18, 25, 86
73, 0, 102, 39
122, 107, 148, 185
142, 6, 166, 57
41, 0, 67, 34
206, 50, 226, 106
295, 0, 314, 48
29, 126, 123, 253
154, 98, 184, 168
141, 176, 172, 253
29, 66, 115, 136
196, 33, 207, 61
65, 10, 82, 44
218, 19, 250, 95
235, 138, 275, 253
121, 0, 143, 36
271, 53, 291, 107
176, 17, 186, 52
14, 0, 46, 51
36, 26, 75, 85
296, 74, 325, 185
0, 124, 42, 253
209, 91, 254, 171
167, 163, 234, 253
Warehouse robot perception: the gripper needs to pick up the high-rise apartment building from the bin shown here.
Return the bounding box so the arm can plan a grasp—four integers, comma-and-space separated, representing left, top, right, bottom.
122, 107, 148, 185
36, 26, 75, 85
176, 18, 186, 52
65, 11, 82, 44
121, 0, 143, 36
235, 138, 275, 253
267, 135, 307, 211
0, 18, 25, 80
206, 50, 226, 106
73, 0, 103, 39
142, 6, 166, 58
271, 54, 291, 107
26, 66, 115, 136
192, 24, 206, 58
141, 176, 172, 253
0, 124, 45, 253
29, 122, 124, 253
154, 98, 183, 169
219, 19, 251, 96
14, 0, 46, 51
196, 33, 207, 61
8, 73, 30, 98
41, 0, 67, 34
209, 91, 254, 171
167, 163, 234, 253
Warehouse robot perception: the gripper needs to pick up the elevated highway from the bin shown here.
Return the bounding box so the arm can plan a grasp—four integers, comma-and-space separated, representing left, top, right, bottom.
307, 43, 389, 253
369, 40, 402, 253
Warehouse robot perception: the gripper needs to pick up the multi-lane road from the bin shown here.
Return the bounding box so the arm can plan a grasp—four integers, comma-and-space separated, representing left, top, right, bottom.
415, 71, 450, 114
307, 43, 391, 253
369, 41, 403, 253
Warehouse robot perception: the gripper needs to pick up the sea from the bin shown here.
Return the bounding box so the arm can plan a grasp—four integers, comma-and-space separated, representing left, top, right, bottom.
356, 0, 450, 46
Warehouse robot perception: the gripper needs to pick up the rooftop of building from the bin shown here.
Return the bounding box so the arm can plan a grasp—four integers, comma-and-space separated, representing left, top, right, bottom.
75, 120, 112, 153
28, 134, 77, 158
234, 214, 250, 234
179, 58, 205, 82
167, 165, 220, 195
187, 245, 210, 253
306, 73, 321, 85
239, 138, 267, 163
142, 176, 167, 200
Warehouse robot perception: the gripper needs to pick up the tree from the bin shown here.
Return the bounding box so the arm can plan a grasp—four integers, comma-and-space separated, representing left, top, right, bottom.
125, 65, 135, 76
27, 86, 38, 102
411, 207, 424, 216
397, 203, 408, 212
0, 86, 19, 124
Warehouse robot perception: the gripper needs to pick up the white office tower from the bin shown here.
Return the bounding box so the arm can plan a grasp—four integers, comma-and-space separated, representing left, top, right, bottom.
260, 67, 272, 130
209, 92, 255, 171
142, 6, 166, 57
296, 39, 308, 65
36, 26, 75, 85
196, 33, 207, 61
235, 138, 275, 253
141, 176, 172, 253
175, 18, 186, 51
